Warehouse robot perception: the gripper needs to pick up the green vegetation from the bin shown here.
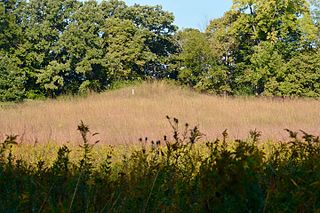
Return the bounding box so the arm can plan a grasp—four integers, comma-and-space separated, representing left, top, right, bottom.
0, 118, 320, 212
2, 1, 320, 211
0, 0, 178, 100
1, 0, 320, 101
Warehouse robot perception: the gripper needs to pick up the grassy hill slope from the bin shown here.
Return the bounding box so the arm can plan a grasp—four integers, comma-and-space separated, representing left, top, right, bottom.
0, 81, 319, 145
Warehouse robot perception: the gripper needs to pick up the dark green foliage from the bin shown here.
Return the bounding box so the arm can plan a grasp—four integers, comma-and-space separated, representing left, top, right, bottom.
278, 50, 320, 97
0, 52, 26, 101
1, 120, 320, 212
201, 0, 320, 97
198, 130, 265, 212
0, 0, 23, 51
1, 0, 320, 100
175, 29, 231, 95
0, 0, 178, 100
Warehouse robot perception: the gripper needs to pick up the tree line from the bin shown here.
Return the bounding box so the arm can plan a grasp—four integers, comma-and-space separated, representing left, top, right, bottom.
1, 0, 320, 101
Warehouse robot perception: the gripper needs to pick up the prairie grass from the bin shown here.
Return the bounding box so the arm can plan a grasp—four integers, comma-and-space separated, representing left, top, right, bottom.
1, 81, 319, 212
0, 81, 319, 145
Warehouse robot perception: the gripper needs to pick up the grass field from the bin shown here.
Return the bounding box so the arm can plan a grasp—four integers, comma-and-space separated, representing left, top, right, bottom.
1, 81, 320, 212
0, 81, 319, 145
1, 115, 320, 212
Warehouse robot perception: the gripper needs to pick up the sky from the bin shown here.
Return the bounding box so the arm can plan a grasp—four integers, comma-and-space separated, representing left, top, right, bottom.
123, 0, 233, 30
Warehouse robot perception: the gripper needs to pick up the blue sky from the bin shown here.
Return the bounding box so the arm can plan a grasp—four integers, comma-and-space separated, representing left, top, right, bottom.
123, 0, 233, 30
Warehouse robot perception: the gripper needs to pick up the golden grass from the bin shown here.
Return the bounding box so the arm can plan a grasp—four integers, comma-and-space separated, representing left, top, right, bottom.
0, 81, 319, 145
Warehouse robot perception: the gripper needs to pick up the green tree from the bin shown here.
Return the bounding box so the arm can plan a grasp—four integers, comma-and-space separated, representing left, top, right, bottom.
0, 0, 23, 52
176, 29, 213, 86
0, 52, 26, 101
176, 29, 231, 94
58, 0, 106, 93
17, 0, 79, 97
308, 0, 320, 46
102, 18, 154, 81
122, 4, 179, 78
231, 0, 318, 57
206, 11, 241, 67
206, 0, 319, 96
238, 42, 285, 95
279, 50, 320, 97
309, 0, 320, 24
0, 0, 26, 101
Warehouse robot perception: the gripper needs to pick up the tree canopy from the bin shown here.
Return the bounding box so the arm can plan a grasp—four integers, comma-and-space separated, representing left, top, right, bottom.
1, 0, 320, 101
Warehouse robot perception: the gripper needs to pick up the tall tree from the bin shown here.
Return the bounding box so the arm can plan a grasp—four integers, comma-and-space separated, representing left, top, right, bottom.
102, 18, 154, 81
0, 52, 26, 101
308, 0, 320, 46
206, 10, 242, 67
230, 0, 317, 57
0, 0, 23, 52
278, 50, 320, 97
17, 0, 79, 97
122, 4, 179, 78
0, 0, 26, 101
176, 29, 231, 94
239, 41, 285, 95
57, 0, 106, 93
206, 0, 319, 95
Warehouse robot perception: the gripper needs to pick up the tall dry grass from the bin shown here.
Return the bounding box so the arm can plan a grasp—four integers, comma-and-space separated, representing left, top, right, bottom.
0, 81, 319, 145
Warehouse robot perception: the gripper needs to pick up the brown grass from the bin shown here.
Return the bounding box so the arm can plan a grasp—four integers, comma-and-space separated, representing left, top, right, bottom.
0, 81, 319, 145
